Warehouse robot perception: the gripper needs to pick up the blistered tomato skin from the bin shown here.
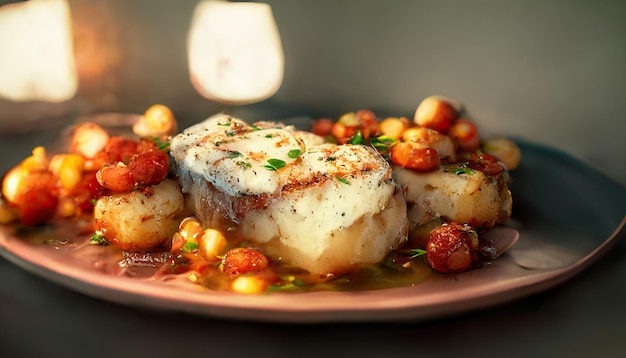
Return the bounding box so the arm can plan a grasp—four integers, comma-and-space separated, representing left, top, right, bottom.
19, 189, 58, 226
128, 150, 169, 186
222, 248, 269, 275
311, 118, 334, 137
463, 152, 505, 177
96, 164, 136, 193
73, 171, 108, 211
331, 122, 358, 144
426, 223, 479, 273
105, 136, 139, 164
356, 109, 380, 139
447, 118, 480, 152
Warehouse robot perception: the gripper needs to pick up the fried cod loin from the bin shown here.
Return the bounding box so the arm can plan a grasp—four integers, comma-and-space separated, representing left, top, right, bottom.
170, 114, 408, 275
392, 164, 512, 231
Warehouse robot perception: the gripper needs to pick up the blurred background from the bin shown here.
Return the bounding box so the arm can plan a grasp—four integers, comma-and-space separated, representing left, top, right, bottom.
1, 0, 625, 188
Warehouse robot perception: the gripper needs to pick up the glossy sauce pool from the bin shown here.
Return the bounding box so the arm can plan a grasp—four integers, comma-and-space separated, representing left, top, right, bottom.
7, 216, 436, 294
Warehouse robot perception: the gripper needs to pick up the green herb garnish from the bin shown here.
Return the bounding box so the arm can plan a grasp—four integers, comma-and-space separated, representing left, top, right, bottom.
336, 176, 350, 185
445, 163, 476, 176
349, 130, 365, 145
89, 232, 109, 246
409, 248, 427, 258
370, 135, 397, 153
236, 161, 252, 169
227, 151, 242, 158
288, 149, 301, 159
151, 137, 171, 151
181, 241, 198, 253
268, 276, 310, 292
264, 158, 286, 171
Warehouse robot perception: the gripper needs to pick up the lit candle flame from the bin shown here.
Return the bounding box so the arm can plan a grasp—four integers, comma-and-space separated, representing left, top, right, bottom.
0, 0, 77, 103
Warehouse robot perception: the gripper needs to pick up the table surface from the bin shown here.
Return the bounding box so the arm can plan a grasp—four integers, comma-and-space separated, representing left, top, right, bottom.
1, 127, 625, 358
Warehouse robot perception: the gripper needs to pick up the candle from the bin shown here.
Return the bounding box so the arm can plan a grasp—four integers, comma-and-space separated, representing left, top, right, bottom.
187, 1, 284, 105
0, 0, 77, 103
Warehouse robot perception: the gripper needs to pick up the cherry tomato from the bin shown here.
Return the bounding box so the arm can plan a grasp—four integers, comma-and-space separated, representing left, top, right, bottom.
128, 150, 169, 186
96, 164, 136, 192
426, 223, 479, 273
73, 171, 108, 211
356, 109, 380, 139
222, 247, 269, 275
311, 118, 334, 137
447, 118, 480, 152
19, 188, 58, 226
462, 152, 505, 176
136, 138, 160, 154
105, 136, 139, 164
331, 122, 360, 144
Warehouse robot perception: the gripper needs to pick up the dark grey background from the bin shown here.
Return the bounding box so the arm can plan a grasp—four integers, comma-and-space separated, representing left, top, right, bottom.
1, 0, 625, 187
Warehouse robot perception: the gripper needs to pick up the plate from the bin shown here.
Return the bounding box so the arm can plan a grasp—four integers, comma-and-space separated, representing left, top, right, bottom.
1, 138, 625, 324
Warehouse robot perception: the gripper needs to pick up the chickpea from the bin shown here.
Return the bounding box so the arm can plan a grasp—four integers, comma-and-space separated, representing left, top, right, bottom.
1, 166, 21, 204
20, 146, 48, 172
178, 217, 204, 242
414, 96, 458, 133
69, 123, 110, 159
133, 104, 178, 138
401, 127, 456, 160
447, 118, 480, 152
482, 137, 522, 170
337, 112, 360, 127
198, 228, 226, 261
379, 117, 409, 140
230, 275, 269, 294
390, 142, 440, 171
49, 154, 86, 191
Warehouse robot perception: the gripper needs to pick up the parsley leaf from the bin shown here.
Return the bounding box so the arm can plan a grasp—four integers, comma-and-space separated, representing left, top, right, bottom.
181, 241, 198, 253
151, 137, 170, 151
370, 135, 396, 153
264, 158, 286, 171
349, 130, 365, 145
410, 248, 427, 258
288, 149, 301, 159
268, 276, 310, 292
444, 163, 476, 176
